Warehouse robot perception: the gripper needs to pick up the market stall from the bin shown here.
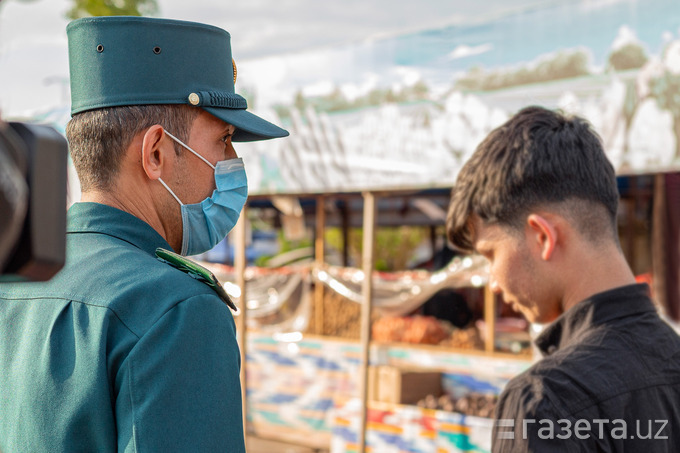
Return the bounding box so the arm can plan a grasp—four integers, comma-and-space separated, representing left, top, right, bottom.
209, 177, 663, 452
197, 11, 680, 449
202, 190, 536, 452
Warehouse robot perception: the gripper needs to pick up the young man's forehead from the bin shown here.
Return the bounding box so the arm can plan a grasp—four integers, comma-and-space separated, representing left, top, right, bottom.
468, 214, 490, 248
469, 215, 511, 247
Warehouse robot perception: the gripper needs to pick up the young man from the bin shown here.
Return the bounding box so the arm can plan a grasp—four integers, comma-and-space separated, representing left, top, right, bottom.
446, 106, 680, 452
0, 17, 288, 452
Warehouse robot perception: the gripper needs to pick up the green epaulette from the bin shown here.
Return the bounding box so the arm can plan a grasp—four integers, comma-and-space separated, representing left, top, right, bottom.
155, 248, 238, 312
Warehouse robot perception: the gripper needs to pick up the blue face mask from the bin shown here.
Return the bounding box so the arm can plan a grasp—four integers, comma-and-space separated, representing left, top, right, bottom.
158, 131, 248, 256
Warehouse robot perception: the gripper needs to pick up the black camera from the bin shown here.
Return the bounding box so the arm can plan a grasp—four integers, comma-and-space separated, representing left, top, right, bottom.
0, 120, 68, 281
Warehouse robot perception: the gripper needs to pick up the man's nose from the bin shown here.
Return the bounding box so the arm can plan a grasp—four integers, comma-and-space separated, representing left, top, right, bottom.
226, 140, 238, 160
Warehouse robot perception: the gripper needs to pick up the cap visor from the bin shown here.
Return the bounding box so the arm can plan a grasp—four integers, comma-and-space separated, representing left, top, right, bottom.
204, 107, 289, 142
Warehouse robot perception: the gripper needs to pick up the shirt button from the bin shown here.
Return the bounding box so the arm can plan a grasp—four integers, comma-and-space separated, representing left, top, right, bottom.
546, 345, 557, 355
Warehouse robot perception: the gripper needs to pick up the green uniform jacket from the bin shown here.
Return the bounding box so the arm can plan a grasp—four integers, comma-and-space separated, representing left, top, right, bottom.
0, 202, 245, 452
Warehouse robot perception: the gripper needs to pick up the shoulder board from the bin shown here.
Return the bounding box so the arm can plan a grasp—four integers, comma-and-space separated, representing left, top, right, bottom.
155, 247, 238, 312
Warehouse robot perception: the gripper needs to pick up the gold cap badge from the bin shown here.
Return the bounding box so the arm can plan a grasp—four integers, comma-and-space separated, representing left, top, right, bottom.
232, 58, 237, 84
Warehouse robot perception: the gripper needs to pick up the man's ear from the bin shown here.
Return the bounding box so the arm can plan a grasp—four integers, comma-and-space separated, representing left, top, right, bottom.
527, 214, 557, 261
140, 125, 170, 180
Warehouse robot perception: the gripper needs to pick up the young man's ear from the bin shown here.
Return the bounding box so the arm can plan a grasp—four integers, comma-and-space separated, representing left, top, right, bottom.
140, 125, 170, 180
527, 214, 557, 261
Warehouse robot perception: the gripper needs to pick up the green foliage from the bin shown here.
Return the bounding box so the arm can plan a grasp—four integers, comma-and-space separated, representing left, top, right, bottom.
258, 225, 427, 271
455, 49, 591, 92
254, 254, 270, 267
608, 43, 648, 71
276, 81, 430, 118
650, 71, 680, 116
252, 229, 312, 267
649, 70, 680, 158
277, 229, 312, 254
325, 226, 428, 271
66, 0, 159, 20
323, 227, 345, 258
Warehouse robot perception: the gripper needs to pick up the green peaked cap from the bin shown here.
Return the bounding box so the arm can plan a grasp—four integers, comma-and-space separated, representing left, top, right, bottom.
67, 16, 288, 142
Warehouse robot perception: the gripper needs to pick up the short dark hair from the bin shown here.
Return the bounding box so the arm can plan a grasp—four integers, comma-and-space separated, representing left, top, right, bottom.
66, 104, 201, 192
446, 105, 619, 252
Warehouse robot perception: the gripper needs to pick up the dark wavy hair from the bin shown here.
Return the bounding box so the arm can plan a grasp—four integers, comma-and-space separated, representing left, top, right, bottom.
446, 105, 619, 252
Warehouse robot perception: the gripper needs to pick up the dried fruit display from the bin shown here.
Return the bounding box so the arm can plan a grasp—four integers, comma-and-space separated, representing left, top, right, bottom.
417, 392, 498, 418
310, 288, 379, 339
401, 316, 451, 345
440, 326, 485, 350
372, 315, 451, 345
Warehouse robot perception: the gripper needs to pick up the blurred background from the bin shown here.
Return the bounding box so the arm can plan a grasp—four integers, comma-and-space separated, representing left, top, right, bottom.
2, 1, 679, 452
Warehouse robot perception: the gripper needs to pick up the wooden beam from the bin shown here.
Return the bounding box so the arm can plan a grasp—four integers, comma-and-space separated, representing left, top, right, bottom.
484, 285, 496, 353
628, 175, 638, 272
315, 195, 326, 335
358, 192, 377, 453
234, 207, 248, 438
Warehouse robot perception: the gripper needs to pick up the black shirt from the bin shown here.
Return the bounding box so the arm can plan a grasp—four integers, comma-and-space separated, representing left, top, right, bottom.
492, 284, 680, 452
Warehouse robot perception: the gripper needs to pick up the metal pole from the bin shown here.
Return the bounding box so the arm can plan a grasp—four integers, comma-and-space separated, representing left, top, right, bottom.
315, 195, 326, 335
358, 192, 377, 453
234, 207, 248, 438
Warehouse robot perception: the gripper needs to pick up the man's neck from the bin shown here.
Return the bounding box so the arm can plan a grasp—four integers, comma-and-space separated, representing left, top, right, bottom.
560, 247, 637, 314
80, 189, 177, 251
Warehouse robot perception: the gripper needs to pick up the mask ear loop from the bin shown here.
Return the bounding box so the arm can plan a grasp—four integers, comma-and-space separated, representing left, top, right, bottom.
164, 130, 216, 170
158, 178, 184, 206
137, 129, 189, 207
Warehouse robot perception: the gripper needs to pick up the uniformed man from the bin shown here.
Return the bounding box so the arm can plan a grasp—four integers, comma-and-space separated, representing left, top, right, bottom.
0, 16, 288, 452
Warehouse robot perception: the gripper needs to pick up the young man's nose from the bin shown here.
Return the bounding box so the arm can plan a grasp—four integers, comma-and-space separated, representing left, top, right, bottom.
490, 278, 502, 294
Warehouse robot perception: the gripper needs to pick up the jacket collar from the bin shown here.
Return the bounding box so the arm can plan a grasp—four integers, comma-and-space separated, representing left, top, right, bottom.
67, 202, 172, 257
535, 283, 656, 356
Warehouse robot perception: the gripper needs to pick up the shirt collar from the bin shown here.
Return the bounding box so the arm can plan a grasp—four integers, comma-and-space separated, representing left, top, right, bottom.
535, 283, 656, 356
67, 202, 172, 257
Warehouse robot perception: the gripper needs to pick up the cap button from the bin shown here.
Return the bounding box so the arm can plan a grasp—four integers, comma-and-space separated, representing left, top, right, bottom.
188, 93, 200, 105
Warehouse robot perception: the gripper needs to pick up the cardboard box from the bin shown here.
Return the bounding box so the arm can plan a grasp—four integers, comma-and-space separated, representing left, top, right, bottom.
369, 366, 442, 405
